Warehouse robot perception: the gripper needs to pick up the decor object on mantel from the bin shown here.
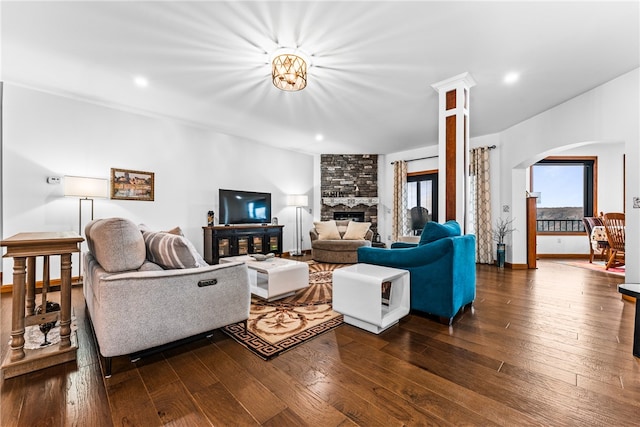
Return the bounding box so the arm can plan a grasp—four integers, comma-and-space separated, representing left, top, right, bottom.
272, 48, 307, 91
493, 217, 516, 268
322, 197, 379, 208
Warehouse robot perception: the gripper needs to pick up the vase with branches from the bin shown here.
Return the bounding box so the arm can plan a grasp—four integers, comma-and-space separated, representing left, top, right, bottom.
493, 217, 516, 268
493, 217, 516, 244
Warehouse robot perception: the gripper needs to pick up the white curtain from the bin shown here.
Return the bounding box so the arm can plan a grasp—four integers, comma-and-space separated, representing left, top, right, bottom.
470, 147, 493, 263
392, 160, 409, 241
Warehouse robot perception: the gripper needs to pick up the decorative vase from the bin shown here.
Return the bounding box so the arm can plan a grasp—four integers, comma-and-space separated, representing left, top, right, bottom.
36, 301, 61, 346
496, 243, 506, 268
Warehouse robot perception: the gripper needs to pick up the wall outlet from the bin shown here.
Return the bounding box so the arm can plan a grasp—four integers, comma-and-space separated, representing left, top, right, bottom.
47, 176, 61, 184
634, 197, 640, 209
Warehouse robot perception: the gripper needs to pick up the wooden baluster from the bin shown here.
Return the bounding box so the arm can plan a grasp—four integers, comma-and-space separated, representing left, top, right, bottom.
25, 257, 36, 315
59, 253, 72, 348
42, 255, 49, 311
10, 257, 27, 362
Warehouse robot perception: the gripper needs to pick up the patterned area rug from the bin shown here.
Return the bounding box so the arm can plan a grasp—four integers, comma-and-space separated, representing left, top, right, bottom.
222, 262, 347, 360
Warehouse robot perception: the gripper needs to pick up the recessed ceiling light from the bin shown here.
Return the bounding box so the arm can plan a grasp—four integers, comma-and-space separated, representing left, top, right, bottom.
134, 76, 149, 87
315, 134, 324, 142
504, 72, 519, 84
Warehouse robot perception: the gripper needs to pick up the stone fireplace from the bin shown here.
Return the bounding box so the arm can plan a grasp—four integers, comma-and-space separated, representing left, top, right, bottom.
320, 154, 378, 233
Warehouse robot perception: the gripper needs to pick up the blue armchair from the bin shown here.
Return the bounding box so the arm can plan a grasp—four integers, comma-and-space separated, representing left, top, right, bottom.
357, 221, 476, 325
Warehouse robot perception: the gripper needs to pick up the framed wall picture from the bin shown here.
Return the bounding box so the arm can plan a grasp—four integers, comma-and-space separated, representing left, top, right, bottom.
110, 168, 154, 201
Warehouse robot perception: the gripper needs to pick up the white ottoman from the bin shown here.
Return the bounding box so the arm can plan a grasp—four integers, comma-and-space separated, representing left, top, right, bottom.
332, 263, 410, 334
220, 255, 309, 301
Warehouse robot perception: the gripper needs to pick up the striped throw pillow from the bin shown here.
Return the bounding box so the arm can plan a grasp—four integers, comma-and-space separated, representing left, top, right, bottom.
142, 231, 208, 269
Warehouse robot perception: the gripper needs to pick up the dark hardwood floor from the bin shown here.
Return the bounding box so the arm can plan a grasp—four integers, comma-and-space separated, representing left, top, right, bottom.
1, 260, 639, 426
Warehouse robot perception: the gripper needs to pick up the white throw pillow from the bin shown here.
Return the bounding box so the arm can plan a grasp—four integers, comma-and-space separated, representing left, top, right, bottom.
342, 221, 371, 240
313, 220, 342, 240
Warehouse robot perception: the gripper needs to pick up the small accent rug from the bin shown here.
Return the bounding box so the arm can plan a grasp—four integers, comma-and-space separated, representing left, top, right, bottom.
558, 260, 625, 277
222, 262, 347, 360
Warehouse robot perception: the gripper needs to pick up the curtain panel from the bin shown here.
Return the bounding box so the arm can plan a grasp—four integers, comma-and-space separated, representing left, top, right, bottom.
470, 147, 493, 264
392, 160, 409, 241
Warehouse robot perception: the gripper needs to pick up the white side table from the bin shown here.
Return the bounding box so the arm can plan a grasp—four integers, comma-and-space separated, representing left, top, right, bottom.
333, 263, 410, 334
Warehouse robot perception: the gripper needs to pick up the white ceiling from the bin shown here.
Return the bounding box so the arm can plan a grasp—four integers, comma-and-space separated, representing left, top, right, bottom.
2, 1, 639, 155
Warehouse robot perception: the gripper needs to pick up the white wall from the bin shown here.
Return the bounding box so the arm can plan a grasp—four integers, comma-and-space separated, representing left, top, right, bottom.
1, 84, 314, 282
381, 68, 638, 282
500, 68, 639, 280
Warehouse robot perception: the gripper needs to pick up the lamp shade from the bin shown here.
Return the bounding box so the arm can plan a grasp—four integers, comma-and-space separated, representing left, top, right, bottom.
287, 194, 309, 207
64, 176, 108, 198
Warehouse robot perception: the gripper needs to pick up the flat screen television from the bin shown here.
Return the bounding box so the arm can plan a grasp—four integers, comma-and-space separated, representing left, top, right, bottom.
219, 189, 271, 225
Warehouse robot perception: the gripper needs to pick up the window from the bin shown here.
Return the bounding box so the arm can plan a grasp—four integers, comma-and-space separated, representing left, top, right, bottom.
530, 157, 596, 233
407, 172, 438, 234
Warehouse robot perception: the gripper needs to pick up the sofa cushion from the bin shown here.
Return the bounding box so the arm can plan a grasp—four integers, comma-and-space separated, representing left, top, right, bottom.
313, 220, 342, 240
335, 220, 350, 237
85, 218, 146, 273
137, 260, 165, 272
312, 239, 371, 251
419, 220, 461, 245
142, 231, 208, 269
342, 221, 372, 240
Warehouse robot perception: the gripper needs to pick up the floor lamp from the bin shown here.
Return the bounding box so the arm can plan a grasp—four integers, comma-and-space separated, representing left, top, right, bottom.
287, 194, 308, 256
64, 176, 109, 282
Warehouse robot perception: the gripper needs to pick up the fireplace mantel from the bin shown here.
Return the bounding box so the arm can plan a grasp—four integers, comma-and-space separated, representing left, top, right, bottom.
322, 197, 379, 208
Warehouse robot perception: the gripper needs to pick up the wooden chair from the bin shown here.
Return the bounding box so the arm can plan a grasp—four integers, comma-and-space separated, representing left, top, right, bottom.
410, 206, 431, 236
582, 216, 608, 263
603, 212, 625, 270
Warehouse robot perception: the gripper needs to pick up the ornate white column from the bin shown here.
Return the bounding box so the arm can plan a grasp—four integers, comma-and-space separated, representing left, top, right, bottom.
431, 73, 476, 231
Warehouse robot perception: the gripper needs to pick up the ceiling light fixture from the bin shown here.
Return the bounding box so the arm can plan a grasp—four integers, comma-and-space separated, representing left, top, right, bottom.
272, 48, 307, 91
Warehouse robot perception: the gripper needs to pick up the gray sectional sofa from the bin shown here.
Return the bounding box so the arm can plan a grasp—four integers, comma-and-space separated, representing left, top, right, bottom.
82, 217, 251, 377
